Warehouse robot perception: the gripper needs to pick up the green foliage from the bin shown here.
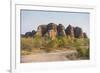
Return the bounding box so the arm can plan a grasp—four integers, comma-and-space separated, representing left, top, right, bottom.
46, 39, 58, 48
72, 38, 89, 59
57, 36, 68, 48
73, 38, 89, 46
32, 34, 43, 48
21, 37, 33, 51
76, 48, 89, 59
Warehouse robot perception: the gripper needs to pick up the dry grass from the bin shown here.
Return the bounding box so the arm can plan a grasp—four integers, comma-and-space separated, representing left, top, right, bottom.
21, 36, 89, 59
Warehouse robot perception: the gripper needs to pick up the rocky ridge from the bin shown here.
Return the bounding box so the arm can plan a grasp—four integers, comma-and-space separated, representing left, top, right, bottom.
21, 23, 88, 39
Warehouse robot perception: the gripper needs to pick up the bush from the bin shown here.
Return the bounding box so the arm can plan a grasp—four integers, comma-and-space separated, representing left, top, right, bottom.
73, 38, 89, 46
76, 47, 89, 59
21, 37, 33, 51
32, 34, 43, 48
47, 39, 58, 48
72, 38, 89, 59
57, 36, 69, 48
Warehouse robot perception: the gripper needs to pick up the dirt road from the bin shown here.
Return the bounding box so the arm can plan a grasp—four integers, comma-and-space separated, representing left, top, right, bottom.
21, 50, 78, 63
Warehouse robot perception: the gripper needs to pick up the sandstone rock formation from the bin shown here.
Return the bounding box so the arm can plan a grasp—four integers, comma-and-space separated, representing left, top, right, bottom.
47, 23, 57, 40
22, 23, 88, 39
47, 23, 57, 31
37, 25, 47, 36
74, 27, 83, 38
57, 24, 66, 36
65, 24, 74, 38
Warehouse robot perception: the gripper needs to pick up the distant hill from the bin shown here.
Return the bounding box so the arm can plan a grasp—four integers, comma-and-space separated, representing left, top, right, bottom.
21, 23, 88, 39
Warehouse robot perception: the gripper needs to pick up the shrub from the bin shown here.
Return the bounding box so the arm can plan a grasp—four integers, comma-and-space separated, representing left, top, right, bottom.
57, 36, 69, 48
47, 39, 58, 48
32, 34, 43, 48
21, 37, 33, 51
72, 38, 89, 59
76, 47, 89, 59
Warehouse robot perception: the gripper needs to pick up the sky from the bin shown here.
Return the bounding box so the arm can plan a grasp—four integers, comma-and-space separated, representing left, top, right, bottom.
21, 10, 90, 37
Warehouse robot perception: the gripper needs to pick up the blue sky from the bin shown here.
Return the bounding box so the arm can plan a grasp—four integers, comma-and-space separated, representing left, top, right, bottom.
21, 10, 90, 37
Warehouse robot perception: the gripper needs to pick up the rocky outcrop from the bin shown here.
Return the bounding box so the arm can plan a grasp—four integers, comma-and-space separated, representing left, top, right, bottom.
74, 27, 83, 38
57, 24, 66, 36
47, 23, 57, 31
35, 23, 58, 39
65, 25, 74, 38
22, 23, 88, 39
65, 25, 87, 38
37, 25, 47, 36
47, 23, 57, 39
24, 30, 36, 38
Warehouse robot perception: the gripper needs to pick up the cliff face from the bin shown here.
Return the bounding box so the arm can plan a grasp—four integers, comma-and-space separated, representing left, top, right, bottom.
22, 23, 88, 39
